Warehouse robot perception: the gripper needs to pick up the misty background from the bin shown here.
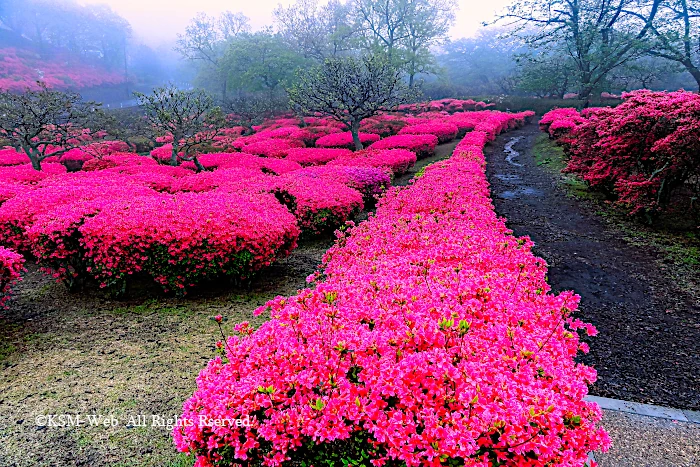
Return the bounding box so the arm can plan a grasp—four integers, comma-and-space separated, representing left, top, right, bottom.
0, 0, 697, 108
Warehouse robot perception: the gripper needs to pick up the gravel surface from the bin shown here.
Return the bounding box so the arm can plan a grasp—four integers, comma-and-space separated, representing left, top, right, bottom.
596, 410, 700, 467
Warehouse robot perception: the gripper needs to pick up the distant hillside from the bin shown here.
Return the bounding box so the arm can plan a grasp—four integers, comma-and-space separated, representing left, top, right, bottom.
0, 46, 125, 92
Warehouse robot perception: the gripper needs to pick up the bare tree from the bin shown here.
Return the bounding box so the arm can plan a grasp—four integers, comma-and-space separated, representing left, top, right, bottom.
497, 0, 663, 101
354, 0, 411, 61
0, 83, 108, 171
287, 55, 419, 150
644, 0, 700, 91
135, 85, 225, 170
224, 92, 285, 135
274, 0, 357, 60
176, 11, 251, 100
403, 0, 456, 86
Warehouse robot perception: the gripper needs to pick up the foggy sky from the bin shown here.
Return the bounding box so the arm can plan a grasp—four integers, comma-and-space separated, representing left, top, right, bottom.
78, 0, 512, 45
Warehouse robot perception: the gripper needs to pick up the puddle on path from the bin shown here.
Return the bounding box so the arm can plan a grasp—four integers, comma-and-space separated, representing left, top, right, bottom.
505, 136, 524, 167
494, 174, 522, 183
498, 187, 543, 200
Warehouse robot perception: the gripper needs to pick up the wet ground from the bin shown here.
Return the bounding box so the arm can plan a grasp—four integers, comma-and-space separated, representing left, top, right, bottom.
485, 123, 700, 410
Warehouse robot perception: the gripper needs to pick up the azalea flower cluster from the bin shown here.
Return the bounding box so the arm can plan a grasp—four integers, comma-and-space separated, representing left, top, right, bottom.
328, 149, 417, 176
368, 134, 438, 159
0, 154, 367, 292
316, 132, 381, 150
173, 110, 608, 467
398, 122, 459, 144
541, 91, 700, 215
0, 246, 23, 308
0, 47, 125, 92
285, 148, 353, 166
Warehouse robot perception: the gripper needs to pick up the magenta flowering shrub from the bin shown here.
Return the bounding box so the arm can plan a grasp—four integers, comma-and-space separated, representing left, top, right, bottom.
174, 110, 609, 467
328, 149, 417, 177
197, 153, 301, 174
398, 122, 459, 143
368, 134, 438, 159
0, 148, 29, 166
292, 166, 391, 201
257, 127, 315, 146
0, 246, 24, 308
274, 175, 364, 235
359, 115, 408, 137
539, 108, 581, 133
77, 191, 300, 292
315, 132, 381, 150
243, 139, 306, 158
285, 148, 352, 166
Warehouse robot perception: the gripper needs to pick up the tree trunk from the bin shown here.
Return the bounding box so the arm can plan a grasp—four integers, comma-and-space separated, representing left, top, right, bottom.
409, 73, 415, 88
170, 144, 179, 166
29, 153, 42, 171
688, 66, 700, 93
350, 122, 363, 151
193, 156, 206, 172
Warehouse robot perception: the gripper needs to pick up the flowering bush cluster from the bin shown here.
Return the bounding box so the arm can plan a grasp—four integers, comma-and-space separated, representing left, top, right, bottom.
0, 102, 541, 296
399, 122, 459, 144
0, 47, 125, 92
368, 134, 438, 159
274, 175, 364, 235
329, 149, 417, 176
541, 91, 700, 216
315, 132, 381, 150
285, 148, 353, 167
293, 166, 391, 202
0, 246, 24, 308
174, 109, 609, 467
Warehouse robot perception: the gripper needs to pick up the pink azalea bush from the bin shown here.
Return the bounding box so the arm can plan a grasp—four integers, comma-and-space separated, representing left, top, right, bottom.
0, 246, 24, 308
243, 139, 306, 158
328, 149, 417, 177
285, 148, 353, 167
292, 166, 391, 201
315, 132, 381, 150
173, 111, 609, 467
368, 134, 438, 159
78, 191, 300, 292
274, 175, 364, 235
398, 122, 459, 143
0, 148, 29, 166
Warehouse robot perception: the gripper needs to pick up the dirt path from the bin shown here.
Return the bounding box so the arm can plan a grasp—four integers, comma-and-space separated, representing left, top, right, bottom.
485, 123, 699, 410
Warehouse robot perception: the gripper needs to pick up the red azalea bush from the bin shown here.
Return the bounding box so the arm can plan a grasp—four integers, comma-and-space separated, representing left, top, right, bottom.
398, 122, 459, 144
368, 134, 438, 159
0, 246, 24, 308
359, 115, 408, 137
328, 149, 417, 176
174, 111, 609, 467
542, 91, 700, 216
315, 132, 381, 150
285, 148, 352, 166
